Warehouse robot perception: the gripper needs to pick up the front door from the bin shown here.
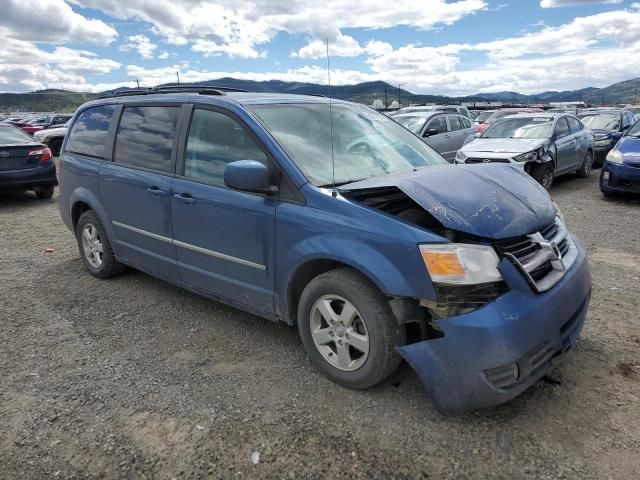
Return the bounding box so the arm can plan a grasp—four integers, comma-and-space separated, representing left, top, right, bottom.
421, 115, 452, 160
170, 107, 277, 314
553, 117, 576, 173
100, 105, 182, 280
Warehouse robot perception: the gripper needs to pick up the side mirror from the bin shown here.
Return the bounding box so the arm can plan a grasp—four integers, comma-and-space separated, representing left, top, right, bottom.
474, 131, 482, 138
224, 160, 277, 194
622, 124, 631, 131
424, 128, 439, 137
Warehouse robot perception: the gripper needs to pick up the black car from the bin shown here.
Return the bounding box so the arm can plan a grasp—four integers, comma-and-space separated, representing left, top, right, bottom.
0, 125, 57, 198
579, 109, 636, 166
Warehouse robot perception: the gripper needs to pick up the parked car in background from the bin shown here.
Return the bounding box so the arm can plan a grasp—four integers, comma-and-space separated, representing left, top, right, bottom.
600, 119, 640, 196
578, 109, 636, 166
21, 114, 73, 136
476, 108, 544, 134
456, 113, 594, 190
627, 106, 640, 117
33, 122, 70, 156
392, 111, 476, 161
58, 87, 590, 412
394, 105, 472, 118
0, 124, 57, 198
473, 110, 496, 127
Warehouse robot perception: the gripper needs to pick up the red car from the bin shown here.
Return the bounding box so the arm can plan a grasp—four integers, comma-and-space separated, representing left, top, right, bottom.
476, 108, 544, 133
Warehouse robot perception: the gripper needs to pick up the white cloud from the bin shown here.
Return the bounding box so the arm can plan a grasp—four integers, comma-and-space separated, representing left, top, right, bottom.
120, 34, 157, 59
1, 0, 117, 45
540, 0, 622, 7
157, 51, 170, 59
70, 0, 487, 58
0, 38, 121, 92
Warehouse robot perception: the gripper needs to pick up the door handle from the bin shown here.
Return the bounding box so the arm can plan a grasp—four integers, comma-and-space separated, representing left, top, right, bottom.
174, 193, 196, 205
146, 186, 167, 197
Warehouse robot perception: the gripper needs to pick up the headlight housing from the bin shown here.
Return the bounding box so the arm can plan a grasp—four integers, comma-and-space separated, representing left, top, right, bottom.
513, 147, 545, 162
606, 149, 623, 164
419, 244, 502, 285
594, 136, 613, 147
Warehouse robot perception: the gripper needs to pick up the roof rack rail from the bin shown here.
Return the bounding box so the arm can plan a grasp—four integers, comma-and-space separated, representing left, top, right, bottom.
99, 84, 248, 99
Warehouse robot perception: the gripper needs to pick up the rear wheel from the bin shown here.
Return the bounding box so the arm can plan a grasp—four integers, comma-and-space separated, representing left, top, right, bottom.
576, 150, 593, 178
76, 210, 126, 279
35, 185, 54, 199
297, 268, 402, 389
531, 162, 554, 190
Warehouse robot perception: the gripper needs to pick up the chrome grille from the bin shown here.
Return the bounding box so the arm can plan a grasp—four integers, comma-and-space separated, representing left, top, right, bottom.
495, 218, 577, 293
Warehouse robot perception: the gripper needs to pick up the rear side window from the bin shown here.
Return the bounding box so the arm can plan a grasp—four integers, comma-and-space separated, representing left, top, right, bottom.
448, 115, 463, 131
566, 116, 582, 134
114, 106, 180, 173
184, 109, 267, 185
66, 105, 115, 158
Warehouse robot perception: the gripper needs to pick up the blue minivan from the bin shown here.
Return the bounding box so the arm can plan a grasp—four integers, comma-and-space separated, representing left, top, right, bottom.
58, 86, 591, 412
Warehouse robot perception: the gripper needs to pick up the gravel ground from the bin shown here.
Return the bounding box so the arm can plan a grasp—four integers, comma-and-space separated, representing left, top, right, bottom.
1, 171, 639, 479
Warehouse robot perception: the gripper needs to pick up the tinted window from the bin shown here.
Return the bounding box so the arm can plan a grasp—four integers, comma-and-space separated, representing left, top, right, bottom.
448, 115, 463, 131
425, 116, 448, 135
114, 106, 179, 172
184, 109, 267, 185
566, 116, 582, 134
66, 105, 115, 158
460, 116, 472, 128
554, 117, 570, 138
623, 113, 633, 128
0, 125, 34, 143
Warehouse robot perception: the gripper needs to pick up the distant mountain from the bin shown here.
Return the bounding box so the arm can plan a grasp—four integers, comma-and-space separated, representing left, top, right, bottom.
1, 76, 639, 113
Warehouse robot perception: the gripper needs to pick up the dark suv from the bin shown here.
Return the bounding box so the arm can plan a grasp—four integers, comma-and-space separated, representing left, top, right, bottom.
58, 86, 591, 412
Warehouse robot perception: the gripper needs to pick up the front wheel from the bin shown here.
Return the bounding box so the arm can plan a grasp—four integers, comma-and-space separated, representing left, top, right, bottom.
576, 150, 593, 178
531, 162, 554, 191
297, 268, 402, 389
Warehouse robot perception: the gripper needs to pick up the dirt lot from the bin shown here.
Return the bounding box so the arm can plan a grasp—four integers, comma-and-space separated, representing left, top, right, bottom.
1, 172, 639, 479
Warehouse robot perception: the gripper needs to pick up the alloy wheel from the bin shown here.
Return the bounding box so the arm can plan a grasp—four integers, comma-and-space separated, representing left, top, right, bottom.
81, 223, 103, 269
310, 295, 370, 371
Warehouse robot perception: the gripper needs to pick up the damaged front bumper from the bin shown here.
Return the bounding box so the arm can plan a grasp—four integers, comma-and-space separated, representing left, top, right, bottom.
397, 236, 591, 413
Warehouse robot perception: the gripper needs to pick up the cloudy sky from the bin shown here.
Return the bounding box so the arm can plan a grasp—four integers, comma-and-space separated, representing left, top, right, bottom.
1, 0, 640, 95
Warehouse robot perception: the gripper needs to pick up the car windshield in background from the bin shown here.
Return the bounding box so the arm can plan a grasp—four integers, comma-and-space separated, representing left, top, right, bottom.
392, 115, 427, 134
475, 111, 494, 122
249, 103, 447, 187
626, 121, 640, 137
482, 117, 553, 139
0, 125, 35, 144
581, 114, 619, 130
484, 111, 510, 124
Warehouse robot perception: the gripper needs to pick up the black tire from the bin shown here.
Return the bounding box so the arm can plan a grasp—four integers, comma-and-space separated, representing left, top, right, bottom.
49, 138, 63, 157
576, 150, 593, 178
35, 185, 54, 199
76, 210, 126, 279
297, 268, 402, 389
531, 162, 554, 190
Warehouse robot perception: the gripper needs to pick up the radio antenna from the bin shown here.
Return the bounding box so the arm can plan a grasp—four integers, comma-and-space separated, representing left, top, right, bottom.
326, 38, 336, 197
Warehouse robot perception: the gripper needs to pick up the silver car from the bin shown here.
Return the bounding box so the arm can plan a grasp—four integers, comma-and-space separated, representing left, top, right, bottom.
455, 113, 594, 190
392, 111, 477, 162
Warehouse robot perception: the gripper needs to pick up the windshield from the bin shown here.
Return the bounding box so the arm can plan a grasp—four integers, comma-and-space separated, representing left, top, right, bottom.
484, 111, 511, 124
475, 111, 494, 123
0, 126, 35, 143
482, 117, 553, 139
626, 120, 640, 137
392, 115, 428, 134
249, 103, 447, 186
581, 114, 619, 130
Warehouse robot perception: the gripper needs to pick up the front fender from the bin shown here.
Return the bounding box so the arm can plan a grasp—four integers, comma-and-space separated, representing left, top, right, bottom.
276, 236, 437, 322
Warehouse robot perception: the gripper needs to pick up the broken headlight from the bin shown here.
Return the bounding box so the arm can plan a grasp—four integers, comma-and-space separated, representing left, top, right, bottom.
419, 243, 502, 285
514, 147, 545, 162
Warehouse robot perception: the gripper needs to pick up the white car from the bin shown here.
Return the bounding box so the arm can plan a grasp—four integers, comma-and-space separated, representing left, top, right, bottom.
33, 122, 69, 156
455, 113, 595, 190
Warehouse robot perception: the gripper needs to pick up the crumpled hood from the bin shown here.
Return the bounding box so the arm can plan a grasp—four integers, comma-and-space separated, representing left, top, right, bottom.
462, 138, 544, 154
341, 164, 555, 240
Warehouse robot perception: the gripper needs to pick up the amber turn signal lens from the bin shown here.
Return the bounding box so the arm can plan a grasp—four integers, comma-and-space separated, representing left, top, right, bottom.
420, 251, 465, 277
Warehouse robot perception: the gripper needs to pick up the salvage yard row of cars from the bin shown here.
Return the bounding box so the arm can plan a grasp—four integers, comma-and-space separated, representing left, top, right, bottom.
2, 89, 640, 413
